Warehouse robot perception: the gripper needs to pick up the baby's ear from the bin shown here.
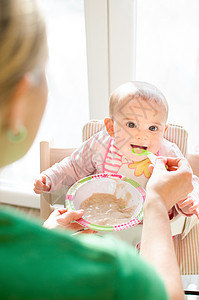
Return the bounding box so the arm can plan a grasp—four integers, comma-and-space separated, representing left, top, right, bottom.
164, 124, 169, 136
104, 118, 114, 137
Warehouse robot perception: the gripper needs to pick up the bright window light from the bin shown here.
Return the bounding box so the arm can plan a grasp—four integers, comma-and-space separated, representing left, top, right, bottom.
136, 0, 199, 152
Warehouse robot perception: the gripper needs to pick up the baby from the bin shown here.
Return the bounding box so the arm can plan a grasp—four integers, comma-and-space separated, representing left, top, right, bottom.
34, 81, 199, 218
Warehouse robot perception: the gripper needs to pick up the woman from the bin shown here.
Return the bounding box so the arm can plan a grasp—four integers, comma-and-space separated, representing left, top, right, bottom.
0, 0, 193, 299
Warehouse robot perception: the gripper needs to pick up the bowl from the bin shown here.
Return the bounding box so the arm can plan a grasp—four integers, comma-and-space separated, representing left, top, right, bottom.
65, 173, 145, 231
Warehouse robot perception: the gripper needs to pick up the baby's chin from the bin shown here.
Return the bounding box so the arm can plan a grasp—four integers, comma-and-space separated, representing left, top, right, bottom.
130, 154, 148, 162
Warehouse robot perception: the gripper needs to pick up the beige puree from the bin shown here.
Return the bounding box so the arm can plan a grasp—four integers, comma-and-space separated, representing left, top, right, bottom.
79, 191, 136, 226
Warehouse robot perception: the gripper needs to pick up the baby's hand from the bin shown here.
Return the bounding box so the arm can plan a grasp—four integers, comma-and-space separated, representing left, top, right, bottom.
177, 194, 199, 219
34, 174, 51, 194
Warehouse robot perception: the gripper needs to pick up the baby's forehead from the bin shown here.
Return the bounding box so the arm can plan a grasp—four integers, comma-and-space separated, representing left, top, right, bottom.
115, 96, 166, 115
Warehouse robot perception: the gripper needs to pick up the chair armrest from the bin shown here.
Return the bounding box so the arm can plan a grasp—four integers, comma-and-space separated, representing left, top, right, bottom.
170, 214, 186, 236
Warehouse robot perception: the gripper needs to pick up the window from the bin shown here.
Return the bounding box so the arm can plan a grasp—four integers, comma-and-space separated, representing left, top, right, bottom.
136, 0, 199, 151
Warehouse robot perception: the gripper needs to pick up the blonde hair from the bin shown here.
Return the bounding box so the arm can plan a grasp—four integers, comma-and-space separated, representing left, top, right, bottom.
109, 81, 169, 120
0, 0, 47, 106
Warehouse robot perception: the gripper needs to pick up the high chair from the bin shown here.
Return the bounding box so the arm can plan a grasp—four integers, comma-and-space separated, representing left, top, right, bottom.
40, 121, 188, 220
40, 120, 198, 274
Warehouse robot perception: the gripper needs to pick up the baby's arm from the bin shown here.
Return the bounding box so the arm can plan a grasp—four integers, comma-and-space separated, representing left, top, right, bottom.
34, 144, 95, 193
34, 132, 106, 193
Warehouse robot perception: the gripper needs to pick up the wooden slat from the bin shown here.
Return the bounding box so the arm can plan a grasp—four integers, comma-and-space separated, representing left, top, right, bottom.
174, 222, 199, 275
50, 148, 76, 166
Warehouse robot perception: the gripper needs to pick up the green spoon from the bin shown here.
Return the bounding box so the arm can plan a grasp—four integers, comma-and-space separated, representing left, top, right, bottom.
131, 148, 157, 165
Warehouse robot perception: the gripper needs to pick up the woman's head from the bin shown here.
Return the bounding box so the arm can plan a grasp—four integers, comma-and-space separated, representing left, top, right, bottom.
0, 0, 48, 167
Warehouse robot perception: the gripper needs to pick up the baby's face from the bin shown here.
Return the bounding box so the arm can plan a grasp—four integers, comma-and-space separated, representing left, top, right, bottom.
113, 97, 168, 162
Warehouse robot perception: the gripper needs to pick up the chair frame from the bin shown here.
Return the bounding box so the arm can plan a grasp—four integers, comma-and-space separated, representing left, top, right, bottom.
40, 141, 76, 219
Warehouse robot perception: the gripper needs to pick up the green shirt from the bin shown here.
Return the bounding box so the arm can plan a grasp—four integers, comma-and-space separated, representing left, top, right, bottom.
0, 207, 168, 300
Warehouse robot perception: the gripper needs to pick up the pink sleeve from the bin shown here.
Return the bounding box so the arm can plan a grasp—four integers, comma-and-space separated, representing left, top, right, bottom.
43, 131, 108, 191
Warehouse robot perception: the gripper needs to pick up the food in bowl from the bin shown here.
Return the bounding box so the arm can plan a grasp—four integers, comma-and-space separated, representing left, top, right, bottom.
79, 192, 136, 226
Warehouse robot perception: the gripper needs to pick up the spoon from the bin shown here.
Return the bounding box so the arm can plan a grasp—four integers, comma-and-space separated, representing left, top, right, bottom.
131, 148, 157, 165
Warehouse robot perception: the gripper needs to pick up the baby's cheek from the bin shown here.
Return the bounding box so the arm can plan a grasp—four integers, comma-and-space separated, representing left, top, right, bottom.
115, 132, 130, 146
149, 146, 159, 155
150, 136, 163, 154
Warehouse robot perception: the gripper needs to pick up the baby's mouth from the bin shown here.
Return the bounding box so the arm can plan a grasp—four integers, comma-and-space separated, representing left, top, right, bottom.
130, 144, 148, 150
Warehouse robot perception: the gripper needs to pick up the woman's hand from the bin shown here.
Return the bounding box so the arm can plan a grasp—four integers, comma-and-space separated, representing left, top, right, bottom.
43, 208, 96, 234
147, 156, 193, 211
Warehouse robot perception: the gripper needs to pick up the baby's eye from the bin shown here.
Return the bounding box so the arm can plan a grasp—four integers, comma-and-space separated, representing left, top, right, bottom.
126, 122, 136, 128
149, 125, 158, 131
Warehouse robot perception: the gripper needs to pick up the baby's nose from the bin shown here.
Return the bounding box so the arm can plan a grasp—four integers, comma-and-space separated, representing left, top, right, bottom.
134, 130, 148, 140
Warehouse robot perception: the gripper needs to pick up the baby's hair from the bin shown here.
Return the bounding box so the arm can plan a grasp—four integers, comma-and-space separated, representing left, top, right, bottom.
109, 81, 168, 121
